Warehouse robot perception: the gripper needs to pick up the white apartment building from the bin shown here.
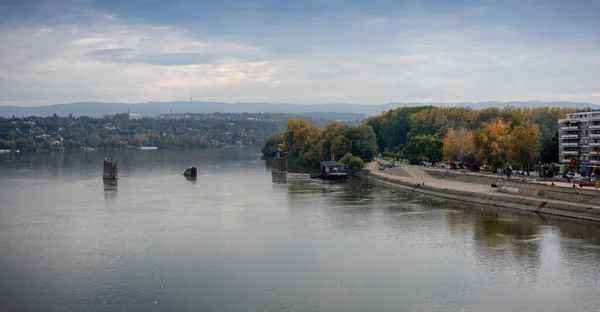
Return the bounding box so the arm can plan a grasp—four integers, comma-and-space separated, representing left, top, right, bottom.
558, 110, 600, 166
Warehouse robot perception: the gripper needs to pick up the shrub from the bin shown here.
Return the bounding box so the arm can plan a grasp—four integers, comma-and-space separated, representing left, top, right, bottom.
340, 153, 365, 174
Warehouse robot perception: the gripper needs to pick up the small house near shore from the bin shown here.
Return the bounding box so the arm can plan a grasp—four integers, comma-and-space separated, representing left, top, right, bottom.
320, 161, 348, 180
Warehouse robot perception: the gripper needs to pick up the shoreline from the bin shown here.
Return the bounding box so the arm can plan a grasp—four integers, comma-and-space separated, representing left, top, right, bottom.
363, 162, 600, 222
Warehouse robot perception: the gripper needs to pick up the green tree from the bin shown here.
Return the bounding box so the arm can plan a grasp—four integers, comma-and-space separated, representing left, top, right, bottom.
402, 135, 443, 164
341, 125, 377, 162
340, 153, 365, 174
365, 106, 429, 152
261, 135, 282, 158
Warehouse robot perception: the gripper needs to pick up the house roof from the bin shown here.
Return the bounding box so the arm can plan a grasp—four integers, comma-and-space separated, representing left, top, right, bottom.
320, 161, 346, 167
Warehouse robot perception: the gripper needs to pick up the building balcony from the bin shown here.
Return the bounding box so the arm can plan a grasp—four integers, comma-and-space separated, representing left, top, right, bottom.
561, 134, 579, 139
589, 133, 600, 138
561, 142, 579, 146
560, 126, 580, 130
562, 151, 579, 155
589, 125, 600, 129
590, 142, 600, 146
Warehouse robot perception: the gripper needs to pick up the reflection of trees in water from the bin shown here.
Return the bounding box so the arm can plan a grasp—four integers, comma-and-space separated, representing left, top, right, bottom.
470, 209, 542, 274
328, 179, 376, 206
284, 177, 379, 232
446, 204, 600, 280
262, 159, 317, 175
285, 178, 378, 207
287, 162, 319, 174
286, 177, 327, 195
443, 202, 543, 273
552, 218, 600, 280
552, 218, 600, 246
443, 202, 476, 237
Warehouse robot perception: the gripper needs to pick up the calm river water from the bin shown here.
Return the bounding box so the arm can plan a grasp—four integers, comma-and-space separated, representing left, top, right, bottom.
1, 149, 600, 312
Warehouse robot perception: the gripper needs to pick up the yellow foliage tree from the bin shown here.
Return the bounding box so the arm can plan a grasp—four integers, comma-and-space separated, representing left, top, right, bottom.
443, 128, 474, 164
472, 119, 510, 172
506, 121, 541, 175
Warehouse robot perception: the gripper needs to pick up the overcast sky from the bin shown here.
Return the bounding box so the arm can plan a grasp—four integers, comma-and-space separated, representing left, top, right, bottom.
1, 0, 599, 106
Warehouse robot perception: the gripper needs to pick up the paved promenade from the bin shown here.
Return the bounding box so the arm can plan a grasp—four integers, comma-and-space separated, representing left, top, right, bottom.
365, 161, 600, 221
367, 162, 495, 195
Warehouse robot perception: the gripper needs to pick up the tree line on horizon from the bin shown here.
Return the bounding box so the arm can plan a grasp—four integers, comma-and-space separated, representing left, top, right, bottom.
0, 112, 366, 151
263, 106, 578, 173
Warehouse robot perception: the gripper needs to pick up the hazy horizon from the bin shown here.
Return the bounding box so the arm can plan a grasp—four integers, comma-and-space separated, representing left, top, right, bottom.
1, 0, 599, 106
2, 100, 600, 108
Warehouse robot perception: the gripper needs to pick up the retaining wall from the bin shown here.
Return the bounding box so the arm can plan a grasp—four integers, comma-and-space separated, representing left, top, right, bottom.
423, 168, 599, 206
365, 171, 600, 222
425, 169, 502, 185
500, 180, 599, 205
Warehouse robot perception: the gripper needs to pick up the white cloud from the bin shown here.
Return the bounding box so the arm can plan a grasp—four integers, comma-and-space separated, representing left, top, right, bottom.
1, 6, 599, 106
0, 16, 274, 104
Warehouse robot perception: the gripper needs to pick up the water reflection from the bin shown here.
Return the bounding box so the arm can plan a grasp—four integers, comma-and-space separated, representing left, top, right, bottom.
103, 178, 118, 192
271, 173, 287, 185
286, 176, 327, 195
442, 202, 542, 274
184, 175, 197, 182
103, 178, 118, 207
2, 149, 600, 312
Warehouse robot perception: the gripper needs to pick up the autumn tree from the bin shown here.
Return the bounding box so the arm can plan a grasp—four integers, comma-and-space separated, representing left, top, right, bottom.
443, 128, 474, 165
281, 119, 322, 161
564, 157, 581, 173
506, 121, 541, 175
317, 122, 349, 160
472, 119, 510, 172
265, 119, 377, 166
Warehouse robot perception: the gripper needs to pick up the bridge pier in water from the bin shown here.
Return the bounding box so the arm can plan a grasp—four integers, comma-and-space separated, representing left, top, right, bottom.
103, 159, 118, 179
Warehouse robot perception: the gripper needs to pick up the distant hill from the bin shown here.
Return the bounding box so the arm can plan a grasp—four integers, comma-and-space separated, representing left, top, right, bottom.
0, 101, 598, 118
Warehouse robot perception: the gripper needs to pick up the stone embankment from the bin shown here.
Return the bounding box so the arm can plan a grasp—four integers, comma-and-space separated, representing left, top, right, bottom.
365, 161, 600, 222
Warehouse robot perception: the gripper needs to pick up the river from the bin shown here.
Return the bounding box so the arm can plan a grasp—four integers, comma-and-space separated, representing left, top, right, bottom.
1, 148, 599, 312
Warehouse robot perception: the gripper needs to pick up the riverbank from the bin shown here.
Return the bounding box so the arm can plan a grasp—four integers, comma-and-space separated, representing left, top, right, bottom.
364, 162, 600, 222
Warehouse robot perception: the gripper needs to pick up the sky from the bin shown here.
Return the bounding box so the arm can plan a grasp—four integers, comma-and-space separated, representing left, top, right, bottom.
1, 0, 599, 106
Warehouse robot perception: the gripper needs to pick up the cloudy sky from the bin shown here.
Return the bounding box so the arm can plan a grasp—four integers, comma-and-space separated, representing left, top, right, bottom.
1, 0, 599, 106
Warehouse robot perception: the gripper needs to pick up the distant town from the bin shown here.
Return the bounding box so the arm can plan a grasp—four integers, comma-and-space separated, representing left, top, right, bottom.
0, 112, 366, 151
